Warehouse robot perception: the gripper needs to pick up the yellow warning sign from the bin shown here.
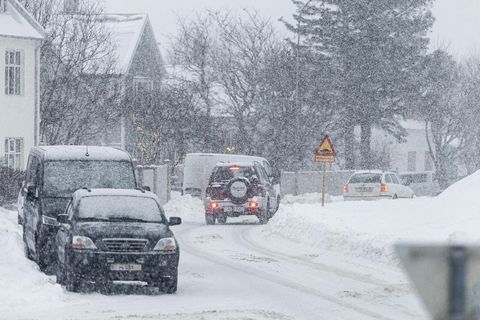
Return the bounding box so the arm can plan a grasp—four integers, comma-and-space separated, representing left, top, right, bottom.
315, 135, 336, 163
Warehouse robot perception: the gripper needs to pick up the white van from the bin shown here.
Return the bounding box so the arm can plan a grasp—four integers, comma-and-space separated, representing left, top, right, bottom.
398, 171, 440, 196
182, 153, 280, 202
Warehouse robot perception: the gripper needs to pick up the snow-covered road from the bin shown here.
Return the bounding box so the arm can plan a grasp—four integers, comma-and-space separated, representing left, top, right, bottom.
1, 192, 428, 320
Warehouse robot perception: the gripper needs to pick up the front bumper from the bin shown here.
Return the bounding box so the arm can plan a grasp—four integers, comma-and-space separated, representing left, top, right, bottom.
204, 196, 266, 216
67, 250, 179, 282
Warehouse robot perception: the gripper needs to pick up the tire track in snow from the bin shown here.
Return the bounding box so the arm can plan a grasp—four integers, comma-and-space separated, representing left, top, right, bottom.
177, 223, 399, 320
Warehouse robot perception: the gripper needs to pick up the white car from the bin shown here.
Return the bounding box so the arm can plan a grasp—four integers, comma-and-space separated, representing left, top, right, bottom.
343, 171, 415, 201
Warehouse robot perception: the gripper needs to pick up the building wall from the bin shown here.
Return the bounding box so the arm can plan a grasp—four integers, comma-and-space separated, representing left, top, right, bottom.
0, 36, 40, 170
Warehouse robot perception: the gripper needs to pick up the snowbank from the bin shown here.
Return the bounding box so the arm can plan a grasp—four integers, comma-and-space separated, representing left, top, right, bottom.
264, 170, 480, 265
163, 194, 204, 223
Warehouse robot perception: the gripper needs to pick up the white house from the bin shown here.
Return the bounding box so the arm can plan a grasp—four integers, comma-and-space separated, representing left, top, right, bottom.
0, 0, 45, 170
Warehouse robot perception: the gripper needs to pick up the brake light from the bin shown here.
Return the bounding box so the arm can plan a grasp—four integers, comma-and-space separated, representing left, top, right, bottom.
381, 183, 389, 193
343, 185, 349, 193
249, 202, 258, 208
210, 202, 218, 209
229, 166, 240, 171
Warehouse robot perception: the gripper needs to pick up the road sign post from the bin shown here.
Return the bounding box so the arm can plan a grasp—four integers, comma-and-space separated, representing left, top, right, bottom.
315, 135, 336, 207
395, 244, 480, 320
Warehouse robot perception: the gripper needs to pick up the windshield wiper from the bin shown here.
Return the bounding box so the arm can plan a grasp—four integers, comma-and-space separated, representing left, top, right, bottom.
107, 217, 157, 223
78, 217, 110, 222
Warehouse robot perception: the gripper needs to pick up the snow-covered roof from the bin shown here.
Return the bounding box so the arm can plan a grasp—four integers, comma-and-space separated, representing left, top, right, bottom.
97, 14, 157, 75
0, 0, 46, 40
33, 146, 132, 161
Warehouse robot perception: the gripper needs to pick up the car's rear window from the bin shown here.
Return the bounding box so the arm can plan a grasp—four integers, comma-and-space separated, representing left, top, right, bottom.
78, 196, 165, 223
349, 173, 382, 184
211, 166, 256, 183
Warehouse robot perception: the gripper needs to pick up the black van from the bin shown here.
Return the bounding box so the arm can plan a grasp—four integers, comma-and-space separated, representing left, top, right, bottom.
19, 146, 138, 271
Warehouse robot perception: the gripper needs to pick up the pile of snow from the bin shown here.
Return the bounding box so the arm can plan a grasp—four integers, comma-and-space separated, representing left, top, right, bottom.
0, 208, 67, 316
281, 192, 344, 204
163, 194, 204, 223
264, 170, 480, 265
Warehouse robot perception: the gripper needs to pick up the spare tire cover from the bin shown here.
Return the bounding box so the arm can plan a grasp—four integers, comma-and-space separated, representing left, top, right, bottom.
230, 180, 248, 198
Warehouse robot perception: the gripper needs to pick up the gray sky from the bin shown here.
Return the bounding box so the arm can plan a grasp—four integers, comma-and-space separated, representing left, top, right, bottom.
104, 0, 480, 61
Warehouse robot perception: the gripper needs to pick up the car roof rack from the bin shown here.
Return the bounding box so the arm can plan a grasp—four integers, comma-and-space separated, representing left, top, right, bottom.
135, 187, 146, 193
81, 187, 91, 192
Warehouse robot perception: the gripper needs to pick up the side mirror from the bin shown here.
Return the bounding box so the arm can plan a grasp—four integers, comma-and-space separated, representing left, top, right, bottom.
57, 214, 68, 224
143, 186, 151, 192
169, 217, 182, 226
26, 185, 37, 201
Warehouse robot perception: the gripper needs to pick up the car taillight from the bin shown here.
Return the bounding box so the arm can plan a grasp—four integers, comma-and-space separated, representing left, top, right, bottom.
210, 202, 218, 209
343, 185, 349, 193
381, 183, 388, 193
249, 202, 258, 209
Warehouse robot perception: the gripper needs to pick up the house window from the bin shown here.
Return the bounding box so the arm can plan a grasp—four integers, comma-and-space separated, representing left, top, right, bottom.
407, 151, 416, 172
425, 151, 433, 171
4, 138, 24, 170
133, 77, 153, 93
5, 50, 23, 96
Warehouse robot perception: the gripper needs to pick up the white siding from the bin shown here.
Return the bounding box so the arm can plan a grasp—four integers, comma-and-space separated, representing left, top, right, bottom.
0, 37, 39, 170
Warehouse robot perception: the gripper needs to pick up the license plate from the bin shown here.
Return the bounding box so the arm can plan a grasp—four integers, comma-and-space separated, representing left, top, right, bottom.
355, 187, 373, 192
223, 207, 232, 212
110, 264, 142, 272
233, 206, 244, 213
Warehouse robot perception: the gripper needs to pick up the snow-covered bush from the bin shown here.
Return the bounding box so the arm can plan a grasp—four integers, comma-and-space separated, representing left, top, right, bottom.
0, 166, 24, 205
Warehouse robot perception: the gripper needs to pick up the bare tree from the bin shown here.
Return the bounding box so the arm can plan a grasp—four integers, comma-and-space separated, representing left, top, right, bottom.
212, 10, 276, 154
20, 0, 121, 145
169, 13, 219, 151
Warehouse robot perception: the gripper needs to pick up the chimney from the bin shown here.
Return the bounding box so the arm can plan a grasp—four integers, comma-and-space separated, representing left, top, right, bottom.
0, 0, 7, 13
64, 0, 79, 13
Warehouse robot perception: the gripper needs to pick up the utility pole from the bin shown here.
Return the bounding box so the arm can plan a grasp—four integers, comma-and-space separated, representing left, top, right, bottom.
295, 0, 313, 112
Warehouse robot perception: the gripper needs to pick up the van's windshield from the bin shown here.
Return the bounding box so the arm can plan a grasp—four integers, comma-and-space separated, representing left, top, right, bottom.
43, 161, 136, 197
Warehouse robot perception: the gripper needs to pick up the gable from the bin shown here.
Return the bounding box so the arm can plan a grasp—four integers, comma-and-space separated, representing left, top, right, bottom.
0, 0, 45, 40
127, 19, 165, 82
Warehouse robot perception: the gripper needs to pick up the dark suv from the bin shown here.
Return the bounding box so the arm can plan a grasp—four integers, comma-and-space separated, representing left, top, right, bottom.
204, 162, 279, 225
55, 189, 181, 293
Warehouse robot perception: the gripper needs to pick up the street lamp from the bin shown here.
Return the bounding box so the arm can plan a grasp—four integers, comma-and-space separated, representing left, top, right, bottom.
295, 0, 313, 111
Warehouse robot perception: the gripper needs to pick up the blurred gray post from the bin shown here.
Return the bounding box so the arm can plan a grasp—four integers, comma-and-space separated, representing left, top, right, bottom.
450, 246, 466, 320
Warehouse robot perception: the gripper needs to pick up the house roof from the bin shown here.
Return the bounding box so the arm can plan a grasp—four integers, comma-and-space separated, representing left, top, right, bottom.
0, 0, 46, 40
98, 14, 163, 75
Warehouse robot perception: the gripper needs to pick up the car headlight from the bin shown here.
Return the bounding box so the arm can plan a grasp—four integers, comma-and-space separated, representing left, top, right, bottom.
72, 236, 97, 250
153, 237, 177, 253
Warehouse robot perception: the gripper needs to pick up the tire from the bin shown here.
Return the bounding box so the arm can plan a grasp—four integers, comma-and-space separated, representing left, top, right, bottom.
161, 275, 178, 294
205, 214, 216, 225
17, 214, 23, 225
392, 194, 398, 200
23, 223, 33, 261
257, 204, 269, 225
217, 214, 227, 224
56, 262, 66, 285
65, 266, 81, 292
35, 234, 50, 273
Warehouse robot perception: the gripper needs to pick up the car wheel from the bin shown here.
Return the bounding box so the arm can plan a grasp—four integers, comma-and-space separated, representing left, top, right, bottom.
257, 204, 269, 225
56, 262, 66, 285
17, 214, 23, 225
161, 275, 178, 294
23, 224, 33, 261
65, 266, 81, 292
217, 214, 227, 224
205, 213, 216, 225
392, 194, 398, 200
35, 234, 50, 273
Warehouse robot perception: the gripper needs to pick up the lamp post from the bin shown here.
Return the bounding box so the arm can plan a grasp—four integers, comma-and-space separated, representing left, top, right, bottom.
295, 0, 313, 111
